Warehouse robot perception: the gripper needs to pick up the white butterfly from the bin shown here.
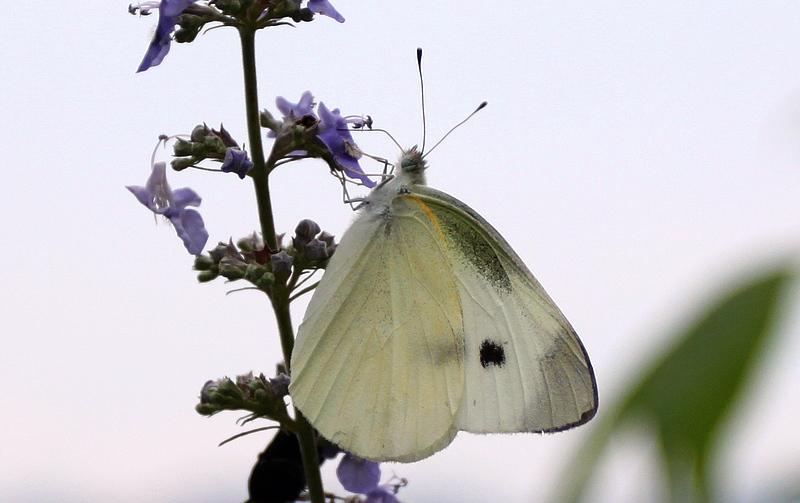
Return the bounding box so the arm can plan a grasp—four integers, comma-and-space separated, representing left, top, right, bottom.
289, 148, 597, 462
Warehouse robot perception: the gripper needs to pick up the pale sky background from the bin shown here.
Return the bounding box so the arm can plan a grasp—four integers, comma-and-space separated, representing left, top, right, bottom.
2, 2, 800, 502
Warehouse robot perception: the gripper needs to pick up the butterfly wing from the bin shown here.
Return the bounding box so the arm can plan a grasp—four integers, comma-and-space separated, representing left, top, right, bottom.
413, 185, 598, 433
289, 192, 466, 462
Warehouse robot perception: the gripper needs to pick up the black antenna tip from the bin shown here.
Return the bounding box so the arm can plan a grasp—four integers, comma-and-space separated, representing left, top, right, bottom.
477, 101, 488, 111
417, 47, 423, 64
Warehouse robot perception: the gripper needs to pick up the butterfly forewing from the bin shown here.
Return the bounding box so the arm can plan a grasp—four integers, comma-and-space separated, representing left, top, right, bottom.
414, 186, 598, 433
290, 193, 466, 462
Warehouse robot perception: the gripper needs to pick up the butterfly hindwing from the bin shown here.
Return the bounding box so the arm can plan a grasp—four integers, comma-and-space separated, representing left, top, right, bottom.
290, 192, 466, 462
413, 185, 598, 433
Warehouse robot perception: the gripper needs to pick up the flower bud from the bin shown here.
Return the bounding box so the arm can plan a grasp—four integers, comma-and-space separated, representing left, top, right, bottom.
268, 374, 290, 397
294, 219, 321, 247
194, 254, 215, 271
220, 148, 253, 179
237, 232, 264, 253
200, 135, 226, 156
172, 138, 193, 156
199, 380, 217, 404
256, 272, 275, 290
294, 8, 315, 22
219, 258, 246, 280
304, 238, 328, 261
174, 13, 206, 44
318, 231, 337, 255
212, 124, 239, 148
197, 269, 219, 283
218, 376, 244, 398
191, 124, 209, 142
208, 244, 229, 263
171, 157, 197, 171
270, 251, 293, 282
245, 263, 268, 282
236, 371, 254, 388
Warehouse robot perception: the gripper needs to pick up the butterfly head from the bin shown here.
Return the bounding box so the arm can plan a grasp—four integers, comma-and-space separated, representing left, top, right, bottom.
398, 148, 427, 186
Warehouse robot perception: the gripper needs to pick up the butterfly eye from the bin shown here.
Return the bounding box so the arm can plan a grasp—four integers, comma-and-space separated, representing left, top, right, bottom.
479, 339, 506, 368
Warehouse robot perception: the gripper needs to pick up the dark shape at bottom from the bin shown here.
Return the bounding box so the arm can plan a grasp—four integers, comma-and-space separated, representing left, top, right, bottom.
247, 430, 331, 503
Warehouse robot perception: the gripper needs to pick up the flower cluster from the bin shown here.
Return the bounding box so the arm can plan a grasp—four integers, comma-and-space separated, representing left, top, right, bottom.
199, 373, 406, 502
128, 90, 370, 256
262, 91, 376, 188
172, 124, 254, 179
196, 372, 293, 426
131, 0, 345, 72
192, 219, 335, 292
126, 128, 254, 256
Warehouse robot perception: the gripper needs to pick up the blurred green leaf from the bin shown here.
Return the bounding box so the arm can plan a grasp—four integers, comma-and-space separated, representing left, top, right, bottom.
557, 266, 794, 503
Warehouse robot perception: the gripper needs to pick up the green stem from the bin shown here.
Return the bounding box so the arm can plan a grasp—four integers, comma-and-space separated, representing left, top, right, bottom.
239, 27, 276, 251
238, 25, 325, 503
271, 284, 297, 371
271, 282, 325, 503
294, 409, 326, 502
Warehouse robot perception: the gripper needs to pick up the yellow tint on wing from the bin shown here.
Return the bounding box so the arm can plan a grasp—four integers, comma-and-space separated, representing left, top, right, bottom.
290, 193, 466, 462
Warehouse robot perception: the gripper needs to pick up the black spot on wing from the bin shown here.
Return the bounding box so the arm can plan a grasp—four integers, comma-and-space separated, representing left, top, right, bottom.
434, 209, 512, 294
479, 339, 506, 368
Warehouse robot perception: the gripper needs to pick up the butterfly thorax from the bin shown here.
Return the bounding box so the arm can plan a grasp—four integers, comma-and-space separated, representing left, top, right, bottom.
362, 148, 427, 215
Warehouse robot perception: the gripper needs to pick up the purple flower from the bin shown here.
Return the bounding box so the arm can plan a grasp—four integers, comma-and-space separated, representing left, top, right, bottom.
336, 454, 401, 502
308, 0, 345, 23
337, 454, 380, 493
317, 102, 375, 187
266, 91, 315, 147
276, 90, 316, 119
220, 148, 254, 179
269, 92, 374, 187
127, 161, 209, 255
133, 0, 198, 72
365, 488, 401, 503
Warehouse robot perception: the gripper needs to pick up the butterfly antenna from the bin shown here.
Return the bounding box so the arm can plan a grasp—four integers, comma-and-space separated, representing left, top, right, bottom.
348, 126, 404, 152
417, 47, 427, 154
423, 101, 487, 158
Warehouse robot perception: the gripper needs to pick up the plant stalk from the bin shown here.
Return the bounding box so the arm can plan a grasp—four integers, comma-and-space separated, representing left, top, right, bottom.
238, 24, 326, 503
238, 27, 277, 251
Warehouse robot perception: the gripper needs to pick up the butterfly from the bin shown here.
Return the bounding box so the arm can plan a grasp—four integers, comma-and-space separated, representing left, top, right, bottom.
289, 148, 598, 462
